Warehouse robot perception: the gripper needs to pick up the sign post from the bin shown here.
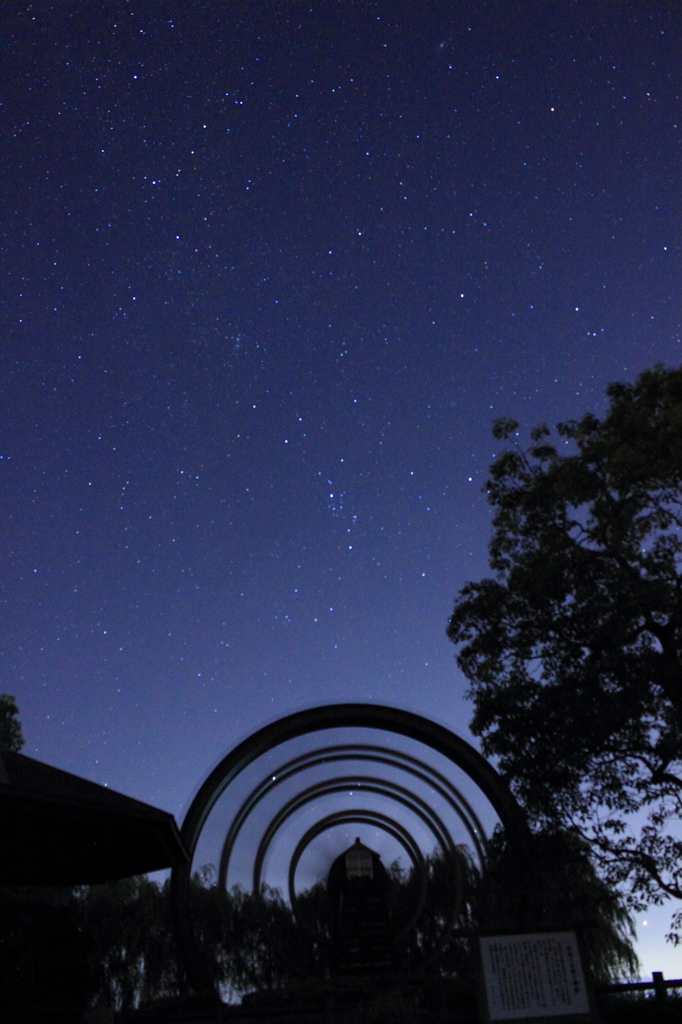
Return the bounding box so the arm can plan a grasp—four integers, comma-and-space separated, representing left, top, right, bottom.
480, 931, 596, 1023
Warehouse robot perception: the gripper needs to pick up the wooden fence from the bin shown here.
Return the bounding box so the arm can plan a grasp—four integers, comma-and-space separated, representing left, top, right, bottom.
597, 971, 682, 1003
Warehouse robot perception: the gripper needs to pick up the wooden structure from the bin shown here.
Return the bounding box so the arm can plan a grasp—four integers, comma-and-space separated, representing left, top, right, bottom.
327, 838, 391, 975
0, 750, 188, 884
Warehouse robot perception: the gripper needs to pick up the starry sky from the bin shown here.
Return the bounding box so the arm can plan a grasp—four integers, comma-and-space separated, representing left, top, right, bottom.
2, 0, 681, 972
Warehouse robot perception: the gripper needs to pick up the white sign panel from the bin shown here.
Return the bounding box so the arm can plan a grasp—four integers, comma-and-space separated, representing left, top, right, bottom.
480, 931, 590, 1020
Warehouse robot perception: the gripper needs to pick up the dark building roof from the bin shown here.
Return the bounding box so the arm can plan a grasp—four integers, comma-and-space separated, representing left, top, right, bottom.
0, 750, 189, 885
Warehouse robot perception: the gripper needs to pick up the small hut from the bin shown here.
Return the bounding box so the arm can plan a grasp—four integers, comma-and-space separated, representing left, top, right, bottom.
327, 838, 392, 975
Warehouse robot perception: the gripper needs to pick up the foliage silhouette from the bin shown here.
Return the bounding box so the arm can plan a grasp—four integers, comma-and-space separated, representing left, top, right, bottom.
76, 874, 179, 1010
1, 833, 638, 1014
0, 884, 97, 1019
475, 828, 638, 983
448, 364, 682, 937
0, 694, 24, 753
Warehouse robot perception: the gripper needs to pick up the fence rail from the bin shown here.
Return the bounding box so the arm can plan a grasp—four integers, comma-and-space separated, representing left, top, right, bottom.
597, 971, 682, 1003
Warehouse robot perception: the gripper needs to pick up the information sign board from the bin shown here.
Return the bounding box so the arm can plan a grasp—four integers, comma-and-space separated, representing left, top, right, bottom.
480, 931, 592, 1021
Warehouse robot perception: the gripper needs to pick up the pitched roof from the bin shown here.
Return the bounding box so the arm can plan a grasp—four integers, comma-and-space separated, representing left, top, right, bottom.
0, 751, 188, 884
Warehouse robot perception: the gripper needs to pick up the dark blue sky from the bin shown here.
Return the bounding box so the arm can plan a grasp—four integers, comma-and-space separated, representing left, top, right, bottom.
2, 0, 681, 964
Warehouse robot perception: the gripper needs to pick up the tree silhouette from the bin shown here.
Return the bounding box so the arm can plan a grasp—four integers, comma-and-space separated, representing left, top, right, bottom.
0, 694, 24, 753
448, 364, 682, 935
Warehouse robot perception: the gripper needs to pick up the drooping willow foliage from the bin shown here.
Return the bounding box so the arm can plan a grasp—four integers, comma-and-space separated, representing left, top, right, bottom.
0, 832, 638, 1014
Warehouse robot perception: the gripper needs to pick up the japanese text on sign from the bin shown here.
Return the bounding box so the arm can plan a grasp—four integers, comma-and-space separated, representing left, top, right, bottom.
480, 932, 590, 1020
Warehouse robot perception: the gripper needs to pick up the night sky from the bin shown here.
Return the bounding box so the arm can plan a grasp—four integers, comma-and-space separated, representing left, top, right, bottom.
3, 1, 681, 973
